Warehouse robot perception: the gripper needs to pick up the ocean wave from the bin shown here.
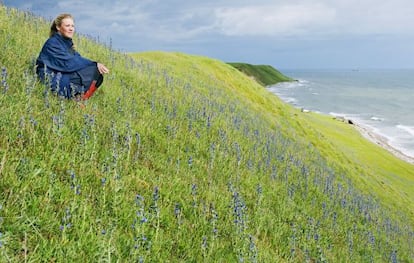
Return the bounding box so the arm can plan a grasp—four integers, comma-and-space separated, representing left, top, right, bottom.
369, 124, 414, 159
370, 116, 384, 121
296, 78, 309, 83
282, 97, 298, 104
268, 79, 307, 90
328, 112, 349, 118
271, 70, 414, 160
397, 125, 414, 137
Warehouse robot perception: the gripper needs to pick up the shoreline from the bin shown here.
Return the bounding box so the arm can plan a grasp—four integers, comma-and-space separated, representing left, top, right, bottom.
351, 121, 414, 165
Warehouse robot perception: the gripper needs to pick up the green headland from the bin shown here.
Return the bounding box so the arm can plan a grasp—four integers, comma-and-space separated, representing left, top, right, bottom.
227, 62, 294, 86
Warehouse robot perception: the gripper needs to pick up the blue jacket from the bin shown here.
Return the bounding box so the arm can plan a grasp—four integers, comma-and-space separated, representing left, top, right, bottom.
36, 33, 96, 98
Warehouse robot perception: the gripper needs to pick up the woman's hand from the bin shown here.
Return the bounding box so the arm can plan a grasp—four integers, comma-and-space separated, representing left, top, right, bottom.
97, 62, 109, 74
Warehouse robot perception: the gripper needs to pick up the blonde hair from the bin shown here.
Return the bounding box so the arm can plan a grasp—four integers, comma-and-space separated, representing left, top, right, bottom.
50, 13, 73, 37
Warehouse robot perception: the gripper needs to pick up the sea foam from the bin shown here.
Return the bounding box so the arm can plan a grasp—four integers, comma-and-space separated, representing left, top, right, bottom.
396, 125, 414, 137
268, 69, 414, 160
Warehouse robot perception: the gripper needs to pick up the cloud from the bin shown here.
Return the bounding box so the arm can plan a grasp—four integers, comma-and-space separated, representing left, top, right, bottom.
213, 3, 336, 37
212, 1, 414, 38
331, 0, 414, 35
4, 0, 414, 68
43, 0, 216, 42
6, 0, 414, 41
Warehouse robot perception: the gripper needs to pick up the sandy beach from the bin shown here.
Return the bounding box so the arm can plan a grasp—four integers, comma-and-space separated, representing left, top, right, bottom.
353, 122, 414, 165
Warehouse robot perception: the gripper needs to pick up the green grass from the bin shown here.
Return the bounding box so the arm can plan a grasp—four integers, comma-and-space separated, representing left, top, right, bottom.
227, 62, 294, 86
1, 4, 414, 262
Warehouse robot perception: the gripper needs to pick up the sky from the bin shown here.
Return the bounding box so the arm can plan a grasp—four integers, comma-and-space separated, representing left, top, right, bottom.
4, 0, 414, 69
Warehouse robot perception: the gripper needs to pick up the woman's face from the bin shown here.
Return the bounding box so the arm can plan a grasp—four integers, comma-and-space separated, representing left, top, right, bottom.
57, 17, 75, 39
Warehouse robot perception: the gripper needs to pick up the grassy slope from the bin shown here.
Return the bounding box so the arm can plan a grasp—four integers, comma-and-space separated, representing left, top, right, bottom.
1, 5, 414, 262
227, 62, 294, 86
296, 112, 414, 217
137, 51, 414, 220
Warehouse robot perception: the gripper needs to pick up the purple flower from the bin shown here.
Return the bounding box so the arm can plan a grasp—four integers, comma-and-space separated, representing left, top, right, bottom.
1, 67, 9, 93
153, 187, 159, 202
191, 184, 197, 196
174, 203, 181, 218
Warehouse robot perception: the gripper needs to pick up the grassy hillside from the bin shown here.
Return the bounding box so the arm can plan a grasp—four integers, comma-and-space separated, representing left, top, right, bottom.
227, 62, 294, 86
1, 5, 414, 262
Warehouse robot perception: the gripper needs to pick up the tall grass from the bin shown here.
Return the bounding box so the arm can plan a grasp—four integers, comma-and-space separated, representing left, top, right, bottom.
1, 5, 413, 262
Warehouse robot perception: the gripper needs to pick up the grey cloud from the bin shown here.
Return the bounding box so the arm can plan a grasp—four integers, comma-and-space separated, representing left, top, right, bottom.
4, 0, 414, 68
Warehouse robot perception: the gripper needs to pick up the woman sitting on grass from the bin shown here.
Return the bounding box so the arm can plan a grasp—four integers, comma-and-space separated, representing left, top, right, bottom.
36, 13, 109, 100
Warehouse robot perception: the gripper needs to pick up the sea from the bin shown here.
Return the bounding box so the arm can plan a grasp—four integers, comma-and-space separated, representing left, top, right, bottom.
267, 69, 414, 159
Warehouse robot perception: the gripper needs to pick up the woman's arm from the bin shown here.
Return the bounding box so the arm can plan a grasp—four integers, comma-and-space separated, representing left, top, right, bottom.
97, 62, 109, 74
38, 35, 110, 75
42, 38, 95, 72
